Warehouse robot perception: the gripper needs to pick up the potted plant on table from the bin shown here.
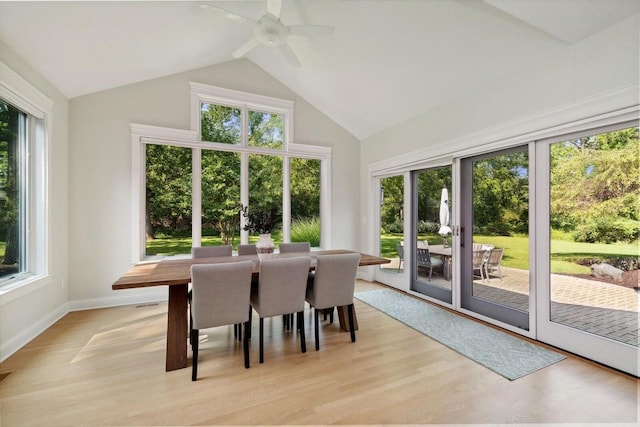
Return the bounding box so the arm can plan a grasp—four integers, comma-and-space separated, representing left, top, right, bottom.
240, 205, 281, 259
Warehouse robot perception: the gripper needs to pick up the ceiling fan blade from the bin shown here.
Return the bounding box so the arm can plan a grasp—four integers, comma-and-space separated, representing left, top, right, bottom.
201, 3, 253, 24
287, 25, 335, 38
279, 43, 301, 68
267, 0, 282, 18
233, 38, 260, 58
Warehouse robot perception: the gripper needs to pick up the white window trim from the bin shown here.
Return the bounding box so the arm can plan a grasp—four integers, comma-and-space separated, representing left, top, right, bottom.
131, 85, 331, 262
0, 61, 52, 303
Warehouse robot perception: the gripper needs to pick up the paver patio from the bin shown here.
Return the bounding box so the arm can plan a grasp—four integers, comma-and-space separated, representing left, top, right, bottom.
381, 261, 639, 347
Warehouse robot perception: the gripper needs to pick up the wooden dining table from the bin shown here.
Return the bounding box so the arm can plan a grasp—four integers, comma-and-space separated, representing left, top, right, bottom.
112, 249, 390, 371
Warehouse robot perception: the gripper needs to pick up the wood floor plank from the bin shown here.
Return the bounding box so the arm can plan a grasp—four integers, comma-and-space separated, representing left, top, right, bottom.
0, 280, 637, 426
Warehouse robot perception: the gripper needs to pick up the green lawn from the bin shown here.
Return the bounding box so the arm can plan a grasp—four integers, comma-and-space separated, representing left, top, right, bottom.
144, 232, 637, 275
145, 232, 284, 256
380, 234, 638, 274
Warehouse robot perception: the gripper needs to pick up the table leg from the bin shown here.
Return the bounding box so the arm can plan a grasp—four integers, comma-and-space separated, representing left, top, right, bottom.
166, 284, 188, 371
337, 305, 359, 332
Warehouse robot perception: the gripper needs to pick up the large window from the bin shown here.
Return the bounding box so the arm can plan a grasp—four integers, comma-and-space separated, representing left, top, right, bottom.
0, 100, 26, 279
0, 61, 51, 291
132, 84, 330, 259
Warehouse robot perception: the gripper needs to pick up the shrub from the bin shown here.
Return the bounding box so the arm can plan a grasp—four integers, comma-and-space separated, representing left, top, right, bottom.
291, 216, 320, 247
573, 217, 640, 243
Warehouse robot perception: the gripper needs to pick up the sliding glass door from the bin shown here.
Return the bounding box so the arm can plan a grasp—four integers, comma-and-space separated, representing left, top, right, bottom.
459, 147, 530, 330
537, 125, 639, 376
411, 166, 453, 304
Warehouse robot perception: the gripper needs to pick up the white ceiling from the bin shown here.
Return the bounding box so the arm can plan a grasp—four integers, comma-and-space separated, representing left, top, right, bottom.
0, 0, 638, 140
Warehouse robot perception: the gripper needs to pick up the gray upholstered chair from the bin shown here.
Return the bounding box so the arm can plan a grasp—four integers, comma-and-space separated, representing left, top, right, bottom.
305, 252, 360, 351
277, 241, 311, 327
237, 244, 257, 255
192, 245, 232, 258
278, 242, 310, 253
189, 261, 253, 381
190, 245, 235, 341
251, 256, 311, 363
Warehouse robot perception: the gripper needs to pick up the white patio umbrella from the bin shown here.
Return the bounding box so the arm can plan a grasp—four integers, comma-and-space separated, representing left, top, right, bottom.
438, 187, 451, 238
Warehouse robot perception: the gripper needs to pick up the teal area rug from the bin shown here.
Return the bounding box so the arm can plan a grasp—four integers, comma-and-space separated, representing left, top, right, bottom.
355, 288, 565, 380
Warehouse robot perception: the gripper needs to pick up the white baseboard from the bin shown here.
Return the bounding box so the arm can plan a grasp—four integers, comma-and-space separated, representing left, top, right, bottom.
67, 290, 167, 312
0, 302, 68, 363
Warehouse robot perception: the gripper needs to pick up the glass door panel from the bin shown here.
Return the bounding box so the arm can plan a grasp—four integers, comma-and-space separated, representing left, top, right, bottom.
460, 147, 530, 330
549, 127, 639, 347
379, 175, 404, 273
411, 166, 452, 304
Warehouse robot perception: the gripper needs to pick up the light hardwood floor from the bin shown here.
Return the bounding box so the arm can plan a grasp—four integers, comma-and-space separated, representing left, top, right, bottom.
0, 280, 637, 426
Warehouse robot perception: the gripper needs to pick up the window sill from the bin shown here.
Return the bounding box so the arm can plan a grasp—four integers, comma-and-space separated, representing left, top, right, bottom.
0, 274, 53, 306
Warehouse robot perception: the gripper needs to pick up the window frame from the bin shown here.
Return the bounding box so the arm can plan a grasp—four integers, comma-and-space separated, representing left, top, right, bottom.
0, 61, 52, 302
130, 83, 331, 262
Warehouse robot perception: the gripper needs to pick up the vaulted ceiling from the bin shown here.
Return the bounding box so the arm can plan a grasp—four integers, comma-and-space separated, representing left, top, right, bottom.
0, 0, 638, 140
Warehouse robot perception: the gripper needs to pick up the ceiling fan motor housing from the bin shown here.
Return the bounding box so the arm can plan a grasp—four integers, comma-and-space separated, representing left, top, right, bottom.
254, 14, 287, 46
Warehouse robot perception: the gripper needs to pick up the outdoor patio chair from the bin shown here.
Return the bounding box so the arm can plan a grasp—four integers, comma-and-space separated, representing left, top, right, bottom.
472, 249, 487, 281
485, 248, 505, 280
396, 244, 404, 272
416, 247, 443, 281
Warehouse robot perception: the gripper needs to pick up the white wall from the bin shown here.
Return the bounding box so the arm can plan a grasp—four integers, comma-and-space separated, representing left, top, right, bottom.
0, 39, 69, 360
359, 13, 640, 251
67, 59, 360, 308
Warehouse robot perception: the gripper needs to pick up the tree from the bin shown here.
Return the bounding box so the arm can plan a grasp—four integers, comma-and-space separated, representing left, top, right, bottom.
0, 101, 21, 267
472, 151, 529, 235
550, 128, 639, 243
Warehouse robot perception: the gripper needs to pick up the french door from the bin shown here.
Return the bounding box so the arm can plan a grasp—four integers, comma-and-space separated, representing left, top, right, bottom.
410, 166, 453, 304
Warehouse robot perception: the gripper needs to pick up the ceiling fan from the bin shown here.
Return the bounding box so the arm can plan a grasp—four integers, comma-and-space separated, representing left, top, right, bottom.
202, 0, 334, 67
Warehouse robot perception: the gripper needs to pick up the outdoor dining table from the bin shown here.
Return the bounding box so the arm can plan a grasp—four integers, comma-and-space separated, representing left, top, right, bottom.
112, 249, 390, 371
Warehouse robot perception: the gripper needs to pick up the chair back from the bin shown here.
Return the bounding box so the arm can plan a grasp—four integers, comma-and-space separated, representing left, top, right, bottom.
279, 242, 310, 253
417, 240, 429, 248
472, 249, 486, 267
190, 261, 253, 330
309, 253, 360, 310
487, 248, 504, 266
192, 245, 232, 258
472, 243, 484, 252
416, 247, 432, 267
237, 244, 257, 255
255, 256, 311, 317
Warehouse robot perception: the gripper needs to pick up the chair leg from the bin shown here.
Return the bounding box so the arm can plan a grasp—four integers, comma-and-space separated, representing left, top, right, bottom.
243, 321, 250, 369
298, 311, 306, 353
191, 328, 199, 381
248, 306, 253, 339
329, 307, 334, 324
348, 304, 356, 343
314, 308, 320, 351
259, 317, 264, 363
234, 323, 238, 338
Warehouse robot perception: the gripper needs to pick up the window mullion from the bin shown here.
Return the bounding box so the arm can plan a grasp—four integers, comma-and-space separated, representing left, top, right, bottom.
192, 148, 202, 247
